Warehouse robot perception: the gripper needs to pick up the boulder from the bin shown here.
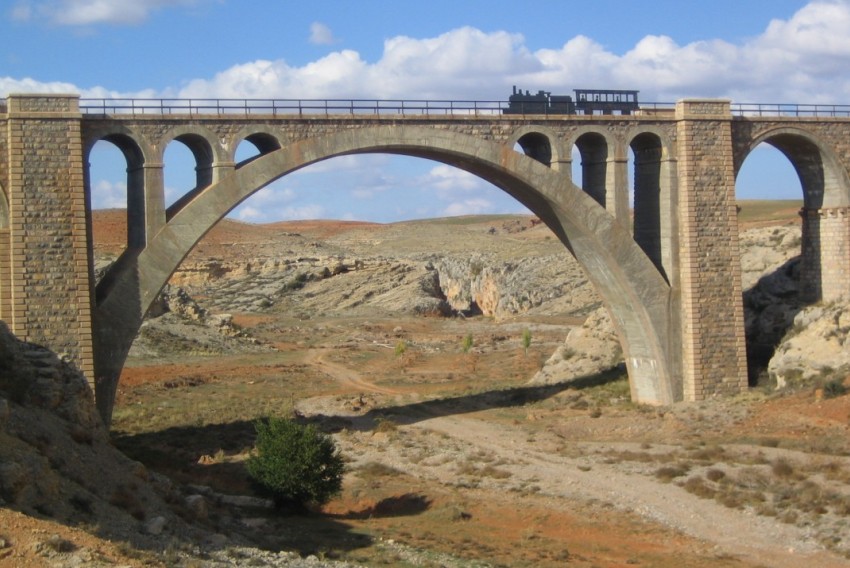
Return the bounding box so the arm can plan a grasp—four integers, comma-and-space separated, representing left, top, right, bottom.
768, 301, 850, 388
530, 306, 623, 385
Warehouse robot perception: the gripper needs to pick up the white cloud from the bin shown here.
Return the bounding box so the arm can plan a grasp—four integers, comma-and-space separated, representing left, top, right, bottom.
172, 2, 850, 104
177, 27, 534, 100
276, 204, 326, 220
233, 201, 327, 222
443, 198, 495, 217
420, 165, 487, 200
233, 205, 262, 221
309, 22, 337, 46
10, 3, 32, 21
5, 2, 850, 104
0, 75, 159, 99
12, 0, 202, 26
91, 179, 126, 209
0, 76, 79, 94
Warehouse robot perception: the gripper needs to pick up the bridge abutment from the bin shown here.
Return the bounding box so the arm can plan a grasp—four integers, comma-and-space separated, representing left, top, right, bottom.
3, 94, 95, 383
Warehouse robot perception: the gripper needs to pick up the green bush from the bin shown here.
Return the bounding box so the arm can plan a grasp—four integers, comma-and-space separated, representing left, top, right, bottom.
823, 378, 848, 399
246, 417, 344, 509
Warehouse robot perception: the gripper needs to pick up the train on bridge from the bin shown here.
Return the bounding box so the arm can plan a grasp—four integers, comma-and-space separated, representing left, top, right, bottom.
504, 86, 639, 115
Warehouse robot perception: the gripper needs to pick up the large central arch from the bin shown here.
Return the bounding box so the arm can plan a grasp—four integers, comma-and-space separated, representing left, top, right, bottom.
92, 125, 676, 423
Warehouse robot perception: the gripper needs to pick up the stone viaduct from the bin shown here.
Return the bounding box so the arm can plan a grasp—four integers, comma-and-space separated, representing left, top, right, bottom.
1, 93, 849, 425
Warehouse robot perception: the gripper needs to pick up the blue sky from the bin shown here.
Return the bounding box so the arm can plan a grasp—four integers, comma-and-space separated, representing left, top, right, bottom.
3, 0, 847, 222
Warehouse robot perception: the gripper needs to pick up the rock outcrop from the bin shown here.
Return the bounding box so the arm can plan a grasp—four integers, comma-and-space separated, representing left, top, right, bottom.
432, 254, 596, 319
0, 322, 194, 548
529, 306, 622, 385
768, 302, 850, 388
131, 284, 269, 359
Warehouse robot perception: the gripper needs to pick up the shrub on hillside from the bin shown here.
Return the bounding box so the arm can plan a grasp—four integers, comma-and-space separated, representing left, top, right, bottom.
246, 417, 344, 509
823, 378, 848, 399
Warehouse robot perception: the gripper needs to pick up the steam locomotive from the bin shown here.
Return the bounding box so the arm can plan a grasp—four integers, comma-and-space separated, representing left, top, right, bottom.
504, 86, 639, 115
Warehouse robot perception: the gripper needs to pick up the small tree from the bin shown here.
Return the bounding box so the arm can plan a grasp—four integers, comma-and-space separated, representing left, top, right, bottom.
246, 417, 344, 510
395, 339, 408, 369
461, 333, 477, 372
521, 328, 532, 356
461, 333, 474, 354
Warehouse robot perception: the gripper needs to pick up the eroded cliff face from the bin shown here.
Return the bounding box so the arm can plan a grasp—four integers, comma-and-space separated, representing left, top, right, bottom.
147, 250, 598, 322
430, 255, 597, 319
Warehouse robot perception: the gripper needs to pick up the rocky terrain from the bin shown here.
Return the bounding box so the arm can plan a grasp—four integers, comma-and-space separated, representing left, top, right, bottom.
1, 203, 849, 567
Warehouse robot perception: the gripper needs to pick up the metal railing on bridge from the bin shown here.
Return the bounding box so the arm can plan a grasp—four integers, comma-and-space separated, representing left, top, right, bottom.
79, 98, 512, 117
730, 102, 850, 117
79, 98, 682, 117
66, 98, 850, 118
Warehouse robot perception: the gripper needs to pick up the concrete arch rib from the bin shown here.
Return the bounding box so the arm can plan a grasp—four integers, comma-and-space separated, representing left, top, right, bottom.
92, 125, 675, 423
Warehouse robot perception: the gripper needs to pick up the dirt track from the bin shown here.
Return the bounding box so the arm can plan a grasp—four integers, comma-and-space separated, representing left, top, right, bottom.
294, 348, 850, 568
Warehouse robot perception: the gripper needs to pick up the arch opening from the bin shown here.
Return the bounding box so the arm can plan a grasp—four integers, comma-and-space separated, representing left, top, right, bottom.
574, 132, 609, 207
746, 132, 850, 304
630, 132, 668, 281
737, 140, 820, 386
93, 126, 675, 425
515, 132, 553, 167
163, 134, 216, 213
87, 136, 146, 250
0, 181, 8, 230
236, 133, 282, 169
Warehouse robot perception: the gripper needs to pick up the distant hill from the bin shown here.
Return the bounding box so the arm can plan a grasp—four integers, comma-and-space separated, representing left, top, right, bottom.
91, 200, 801, 256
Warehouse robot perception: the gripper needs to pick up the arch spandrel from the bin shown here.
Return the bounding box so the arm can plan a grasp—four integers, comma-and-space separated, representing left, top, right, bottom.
92, 125, 677, 422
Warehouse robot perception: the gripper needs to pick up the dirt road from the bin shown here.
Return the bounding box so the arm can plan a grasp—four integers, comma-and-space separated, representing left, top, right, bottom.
300, 353, 850, 568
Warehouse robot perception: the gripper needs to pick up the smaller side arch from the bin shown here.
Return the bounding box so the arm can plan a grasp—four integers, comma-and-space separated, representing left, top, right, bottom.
83, 123, 153, 160
229, 127, 283, 167
737, 126, 850, 301
158, 125, 226, 219
626, 126, 678, 284
574, 131, 609, 207
83, 128, 152, 249
158, 125, 225, 189
737, 126, 850, 209
509, 125, 562, 170
565, 127, 625, 225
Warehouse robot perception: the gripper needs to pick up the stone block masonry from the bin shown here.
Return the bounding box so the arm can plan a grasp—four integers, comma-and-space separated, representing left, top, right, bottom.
800, 207, 850, 301
3, 94, 94, 382
675, 100, 748, 399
